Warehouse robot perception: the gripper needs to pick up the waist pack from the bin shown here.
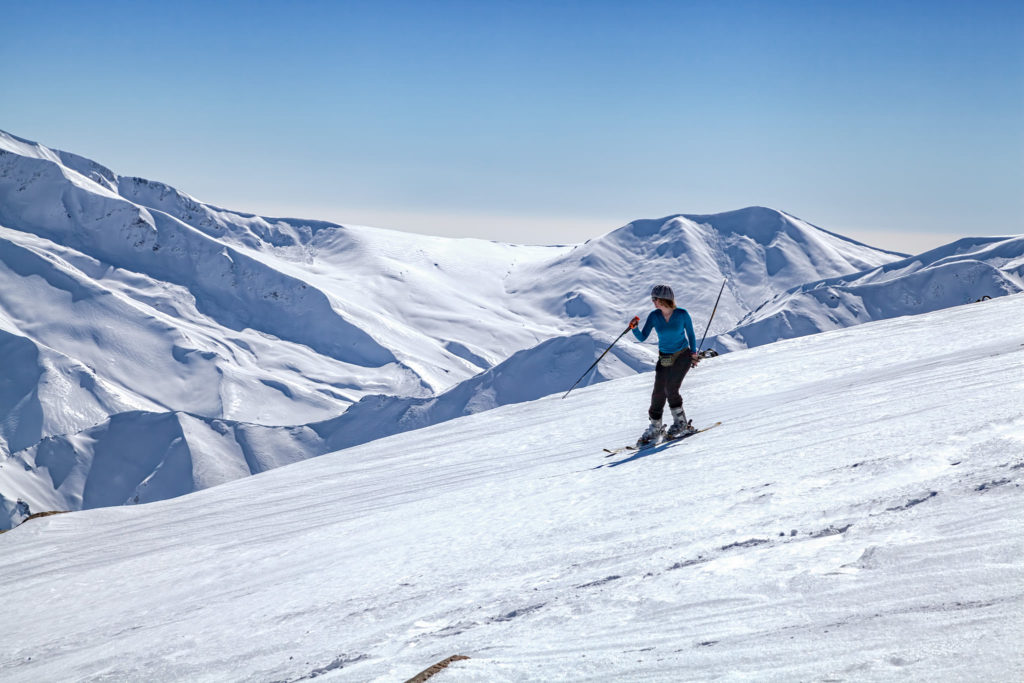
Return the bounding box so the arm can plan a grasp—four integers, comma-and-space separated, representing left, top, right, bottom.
659, 348, 691, 367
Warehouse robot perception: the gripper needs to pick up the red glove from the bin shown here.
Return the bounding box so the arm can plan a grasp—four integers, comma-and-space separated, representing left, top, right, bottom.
629, 315, 640, 329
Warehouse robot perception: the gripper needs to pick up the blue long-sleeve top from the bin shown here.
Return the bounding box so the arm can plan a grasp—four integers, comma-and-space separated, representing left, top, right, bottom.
632, 308, 697, 354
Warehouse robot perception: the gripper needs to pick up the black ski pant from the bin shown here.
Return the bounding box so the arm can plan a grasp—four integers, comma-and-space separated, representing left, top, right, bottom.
649, 349, 692, 422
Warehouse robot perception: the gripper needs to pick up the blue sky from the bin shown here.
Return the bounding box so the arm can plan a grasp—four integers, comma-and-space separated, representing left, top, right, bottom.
4, 0, 1022, 252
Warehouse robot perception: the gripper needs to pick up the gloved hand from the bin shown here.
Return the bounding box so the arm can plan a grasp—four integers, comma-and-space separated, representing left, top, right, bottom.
629, 315, 640, 329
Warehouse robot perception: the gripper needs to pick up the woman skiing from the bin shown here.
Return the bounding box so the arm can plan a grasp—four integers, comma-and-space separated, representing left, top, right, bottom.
630, 284, 700, 446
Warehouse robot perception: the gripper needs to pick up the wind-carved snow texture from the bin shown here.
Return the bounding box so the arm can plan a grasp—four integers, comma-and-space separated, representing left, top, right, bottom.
0, 294, 1021, 681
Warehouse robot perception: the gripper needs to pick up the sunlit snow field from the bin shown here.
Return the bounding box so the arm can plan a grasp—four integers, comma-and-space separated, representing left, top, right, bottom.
2, 295, 1022, 682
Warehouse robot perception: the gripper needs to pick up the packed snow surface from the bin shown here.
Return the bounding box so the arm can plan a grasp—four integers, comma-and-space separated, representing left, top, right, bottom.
2, 294, 1022, 681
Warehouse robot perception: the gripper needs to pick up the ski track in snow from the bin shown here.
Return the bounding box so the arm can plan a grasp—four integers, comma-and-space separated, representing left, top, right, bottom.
1, 295, 1022, 681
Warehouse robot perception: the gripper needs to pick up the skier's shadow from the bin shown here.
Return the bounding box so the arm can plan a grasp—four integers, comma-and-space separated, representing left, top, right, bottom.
599, 440, 680, 469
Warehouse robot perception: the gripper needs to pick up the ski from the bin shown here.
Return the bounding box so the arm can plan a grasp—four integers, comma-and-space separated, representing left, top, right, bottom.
604, 421, 722, 456
664, 420, 722, 443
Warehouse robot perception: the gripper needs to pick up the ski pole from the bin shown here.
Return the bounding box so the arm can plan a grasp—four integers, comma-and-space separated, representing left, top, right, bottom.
696, 278, 727, 354
562, 321, 635, 399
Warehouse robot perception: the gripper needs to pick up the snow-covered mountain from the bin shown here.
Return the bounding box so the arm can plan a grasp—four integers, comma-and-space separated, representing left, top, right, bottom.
523, 206, 905, 343
717, 235, 1024, 351
2, 293, 1021, 681
0, 330, 650, 526
0, 128, 909, 518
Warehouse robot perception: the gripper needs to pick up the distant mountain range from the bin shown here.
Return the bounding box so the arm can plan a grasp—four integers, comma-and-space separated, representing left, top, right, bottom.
718, 235, 1024, 351
1, 128, 1018, 528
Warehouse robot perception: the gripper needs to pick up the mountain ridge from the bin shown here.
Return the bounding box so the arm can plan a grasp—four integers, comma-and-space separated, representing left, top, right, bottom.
717, 234, 1024, 351
0, 128, 947, 526
0, 129, 903, 424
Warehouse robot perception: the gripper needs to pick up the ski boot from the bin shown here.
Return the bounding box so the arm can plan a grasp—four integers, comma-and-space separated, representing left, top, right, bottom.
636, 419, 665, 447
666, 407, 697, 439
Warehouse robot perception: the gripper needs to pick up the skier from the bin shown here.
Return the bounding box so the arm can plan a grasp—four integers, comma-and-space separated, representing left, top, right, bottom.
630, 284, 700, 446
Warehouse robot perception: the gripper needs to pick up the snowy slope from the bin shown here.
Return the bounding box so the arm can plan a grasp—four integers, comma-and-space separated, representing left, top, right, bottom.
717, 235, 1024, 352
0, 128, 910, 521
0, 411, 323, 523
507, 207, 905, 346
308, 330, 654, 455
2, 294, 1021, 682
0, 130, 902, 443
0, 130, 564, 427
0, 331, 652, 528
